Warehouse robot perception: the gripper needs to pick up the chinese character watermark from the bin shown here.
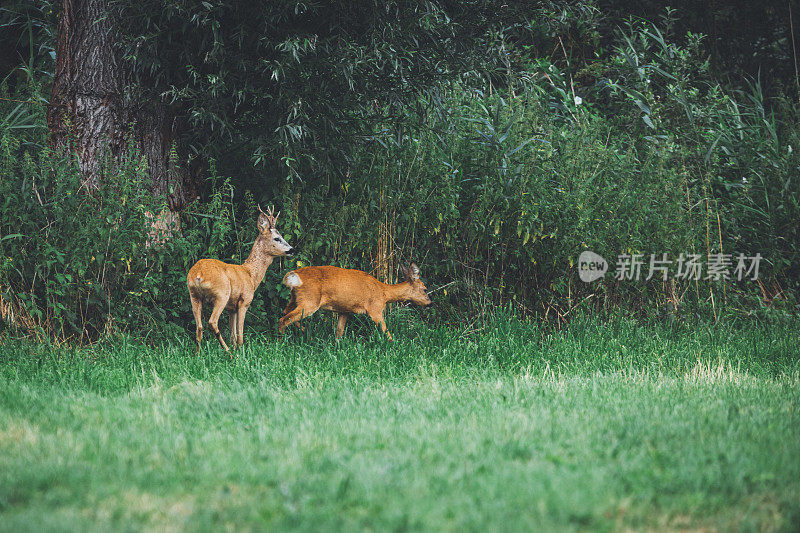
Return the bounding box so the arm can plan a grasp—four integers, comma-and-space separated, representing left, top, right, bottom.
576, 251, 762, 282
614, 254, 644, 281
675, 253, 703, 280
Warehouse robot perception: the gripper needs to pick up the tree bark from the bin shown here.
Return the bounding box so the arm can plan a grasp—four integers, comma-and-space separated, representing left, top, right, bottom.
48, 0, 126, 190
47, 0, 198, 209
134, 104, 202, 211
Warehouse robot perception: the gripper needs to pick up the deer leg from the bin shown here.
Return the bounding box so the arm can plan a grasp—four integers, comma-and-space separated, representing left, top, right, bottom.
236, 305, 249, 347
278, 304, 318, 334
283, 292, 297, 314
282, 294, 302, 331
230, 308, 239, 348
336, 313, 348, 339
208, 297, 230, 352
190, 293, 203, 351
368, 309, 393, 341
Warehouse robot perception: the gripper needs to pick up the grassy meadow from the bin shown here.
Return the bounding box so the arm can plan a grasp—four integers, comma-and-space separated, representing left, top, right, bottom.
3, 2, 800, 531
0, 314, 798, 531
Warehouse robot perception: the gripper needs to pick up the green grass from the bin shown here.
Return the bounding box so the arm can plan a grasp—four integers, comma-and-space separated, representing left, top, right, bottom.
1, 314, 798, 531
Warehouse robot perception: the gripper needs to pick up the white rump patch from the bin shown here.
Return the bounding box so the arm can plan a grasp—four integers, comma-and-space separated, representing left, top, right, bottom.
283, 271, 302, 288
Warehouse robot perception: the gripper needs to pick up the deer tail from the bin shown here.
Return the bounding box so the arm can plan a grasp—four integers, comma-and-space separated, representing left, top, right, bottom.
282, 271, 302, 289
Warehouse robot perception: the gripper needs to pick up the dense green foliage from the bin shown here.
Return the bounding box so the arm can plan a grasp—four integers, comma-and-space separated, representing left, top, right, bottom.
0, 129, 302, 341
112, 0, 525, 178
1, 317, 798, 530
598, 1, 800, 95
1, 4, 798, 340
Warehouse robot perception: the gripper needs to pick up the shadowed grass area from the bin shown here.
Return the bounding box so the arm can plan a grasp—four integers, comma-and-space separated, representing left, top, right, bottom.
1, 315, 798, 531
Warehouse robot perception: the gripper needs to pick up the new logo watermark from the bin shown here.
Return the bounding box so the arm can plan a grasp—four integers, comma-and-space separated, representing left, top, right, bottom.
577, 251, 761, 282
578, 251, 609, 282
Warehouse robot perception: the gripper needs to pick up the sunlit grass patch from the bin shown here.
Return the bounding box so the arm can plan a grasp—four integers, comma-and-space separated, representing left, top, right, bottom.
0, 316, 798, 531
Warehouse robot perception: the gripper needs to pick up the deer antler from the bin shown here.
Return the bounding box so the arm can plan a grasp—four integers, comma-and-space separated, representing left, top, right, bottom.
262, 205, 279, 228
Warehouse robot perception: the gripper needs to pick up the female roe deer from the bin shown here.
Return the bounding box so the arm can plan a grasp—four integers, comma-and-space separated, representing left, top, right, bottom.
187, 206, 294, 352
278, 263, 431, 340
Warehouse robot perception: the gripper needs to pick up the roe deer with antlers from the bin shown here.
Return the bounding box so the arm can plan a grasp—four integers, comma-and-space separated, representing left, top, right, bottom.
278, 263, 431, 340
187, 206, 294, 352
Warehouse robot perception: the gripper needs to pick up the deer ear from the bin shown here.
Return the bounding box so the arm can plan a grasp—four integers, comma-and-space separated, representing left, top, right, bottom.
258, 212, 271, 232
399, 264, 410, 280
409, 262, 420, 280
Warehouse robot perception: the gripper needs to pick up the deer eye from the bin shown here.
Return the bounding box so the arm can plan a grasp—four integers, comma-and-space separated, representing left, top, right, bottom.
274, 237, 280, 242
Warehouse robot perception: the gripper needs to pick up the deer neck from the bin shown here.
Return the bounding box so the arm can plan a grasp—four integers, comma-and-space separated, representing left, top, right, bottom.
383, 280, 412, 303
242, 235, 275, 285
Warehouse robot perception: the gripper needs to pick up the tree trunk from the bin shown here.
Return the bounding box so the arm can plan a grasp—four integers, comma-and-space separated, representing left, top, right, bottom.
47, 0, 199, 209
135, 104, 202, 211
47, 0, 126, 190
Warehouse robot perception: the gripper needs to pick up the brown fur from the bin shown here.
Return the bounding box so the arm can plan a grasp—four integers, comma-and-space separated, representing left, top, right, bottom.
278, 263, 431, 341
187, 207, 293, 352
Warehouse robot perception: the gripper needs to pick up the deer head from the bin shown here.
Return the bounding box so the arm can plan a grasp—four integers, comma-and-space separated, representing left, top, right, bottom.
257, 205, 294, 256
400, 262, 432, 306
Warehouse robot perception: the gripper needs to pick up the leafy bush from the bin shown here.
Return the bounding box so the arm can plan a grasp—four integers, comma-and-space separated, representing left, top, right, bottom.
1, 14, 798, 344
0, 135, 164, 340
281, 17, 798, 320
